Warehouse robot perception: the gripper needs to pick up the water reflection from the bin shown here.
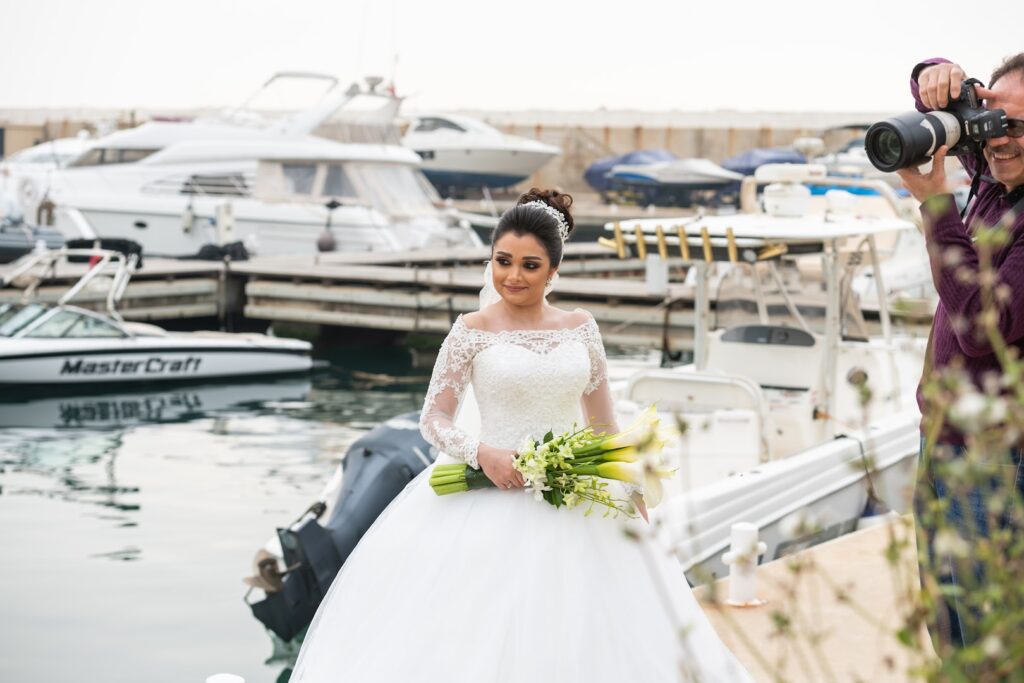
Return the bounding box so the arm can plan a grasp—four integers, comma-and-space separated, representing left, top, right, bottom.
0, 347, 435, 682
0, 377, 314, 429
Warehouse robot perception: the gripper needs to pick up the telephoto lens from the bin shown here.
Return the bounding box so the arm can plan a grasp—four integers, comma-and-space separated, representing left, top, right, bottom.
865, 110, 961, 172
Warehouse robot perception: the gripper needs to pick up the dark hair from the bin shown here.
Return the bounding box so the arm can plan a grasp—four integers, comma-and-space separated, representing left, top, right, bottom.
491, 188, 575, 265
991, 53, 1024, 86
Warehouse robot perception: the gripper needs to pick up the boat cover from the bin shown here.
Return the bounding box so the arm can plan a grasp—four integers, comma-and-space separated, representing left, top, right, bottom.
584, 149, 676, 192
721, 147, 805, 176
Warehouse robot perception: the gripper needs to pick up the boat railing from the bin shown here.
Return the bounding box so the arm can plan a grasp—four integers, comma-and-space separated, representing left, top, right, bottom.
2, 246, 139, 321
738, 171, 910, 221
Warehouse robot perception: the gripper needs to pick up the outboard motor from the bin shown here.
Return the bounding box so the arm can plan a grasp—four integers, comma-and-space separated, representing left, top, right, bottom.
246, 412, 435, 642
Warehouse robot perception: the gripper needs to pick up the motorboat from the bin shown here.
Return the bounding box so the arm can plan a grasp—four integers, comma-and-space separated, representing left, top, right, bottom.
31, 75, 481, 256
608, 165, 926, 580
606, 157, 744, 207
239, 169, 928, 645
0, 244, 312, 386
721, 146, 806, 176
401, 113, 561, 194
0, 193, 64, 263
244, 411, 435, 642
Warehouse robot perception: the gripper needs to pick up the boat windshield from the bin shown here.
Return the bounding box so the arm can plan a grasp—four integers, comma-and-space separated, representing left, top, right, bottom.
710, 259, 870, 340
341, 163, 439, 217
0, 304, 48, 337
23, 309, 126, 338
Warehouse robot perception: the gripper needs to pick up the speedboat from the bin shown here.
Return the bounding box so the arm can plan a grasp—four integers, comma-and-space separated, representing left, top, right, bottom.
608, 166, 926, 580
0, 244, 311, 386
402, 113, 561, 193
32, 75, 481, 256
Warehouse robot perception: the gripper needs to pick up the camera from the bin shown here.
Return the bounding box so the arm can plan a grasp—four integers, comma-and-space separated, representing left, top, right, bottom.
865, 77, 1008, 172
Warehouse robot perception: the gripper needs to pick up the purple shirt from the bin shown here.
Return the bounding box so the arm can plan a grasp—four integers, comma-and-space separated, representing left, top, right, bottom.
912, 58, 1024, 444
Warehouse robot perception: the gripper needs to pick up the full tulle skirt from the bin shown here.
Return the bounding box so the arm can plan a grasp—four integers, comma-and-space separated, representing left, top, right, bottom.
291, 463, 751, 682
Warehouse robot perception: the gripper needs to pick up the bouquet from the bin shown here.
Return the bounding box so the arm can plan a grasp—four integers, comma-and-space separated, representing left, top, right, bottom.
429, 406, 672, 517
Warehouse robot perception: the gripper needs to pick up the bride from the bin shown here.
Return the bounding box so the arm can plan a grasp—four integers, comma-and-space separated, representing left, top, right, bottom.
291, 189, 752, 682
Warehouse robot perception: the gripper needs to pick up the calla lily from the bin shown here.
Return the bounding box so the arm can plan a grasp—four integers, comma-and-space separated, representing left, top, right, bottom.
594, 446, 641, 463
585, 405, 660, 452
429, 404, 670, 517
640, 465, 668, 508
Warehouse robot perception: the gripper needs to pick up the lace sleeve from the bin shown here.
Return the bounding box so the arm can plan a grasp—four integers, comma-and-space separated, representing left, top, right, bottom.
578, 315, 618, 434
578, 315, 640, 499
419, 317, 482, 469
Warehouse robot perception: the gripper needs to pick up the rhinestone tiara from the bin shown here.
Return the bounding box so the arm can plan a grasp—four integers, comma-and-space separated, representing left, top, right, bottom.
521, 200, 570, 242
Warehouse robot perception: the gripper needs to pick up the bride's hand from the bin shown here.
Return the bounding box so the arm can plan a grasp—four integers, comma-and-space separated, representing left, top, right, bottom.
631, 492, 649, 523
477, 444, 525, 490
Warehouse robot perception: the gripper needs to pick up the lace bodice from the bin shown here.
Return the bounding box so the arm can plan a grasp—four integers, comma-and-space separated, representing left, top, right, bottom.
419, 312, 616, 469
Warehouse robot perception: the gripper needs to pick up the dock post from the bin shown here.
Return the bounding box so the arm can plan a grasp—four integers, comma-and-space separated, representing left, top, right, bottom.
721, 522, 767, 607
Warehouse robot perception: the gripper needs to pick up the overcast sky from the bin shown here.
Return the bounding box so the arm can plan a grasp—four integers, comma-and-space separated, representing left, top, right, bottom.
0, 0, 1016, 114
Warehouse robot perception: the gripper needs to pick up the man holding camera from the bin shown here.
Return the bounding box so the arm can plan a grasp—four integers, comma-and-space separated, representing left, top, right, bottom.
897, 55, 1024, 651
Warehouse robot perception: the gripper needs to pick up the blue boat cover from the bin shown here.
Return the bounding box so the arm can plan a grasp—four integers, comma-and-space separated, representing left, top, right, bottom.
584, 149, 677, 192
721, 148, 805, 176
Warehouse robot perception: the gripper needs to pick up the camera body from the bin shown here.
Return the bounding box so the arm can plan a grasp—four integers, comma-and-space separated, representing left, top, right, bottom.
865, 77, 1008, 172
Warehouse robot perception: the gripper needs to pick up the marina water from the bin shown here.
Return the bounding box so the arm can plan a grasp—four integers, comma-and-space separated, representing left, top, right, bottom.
0, 345, 441, 682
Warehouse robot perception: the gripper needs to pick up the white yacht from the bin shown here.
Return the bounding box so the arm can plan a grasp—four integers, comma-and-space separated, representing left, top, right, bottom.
0, 245, 311, 385
0, 135, 96, 219
609, 167, 926, 580
37, 74, 481, 256
402, 113, 561, 193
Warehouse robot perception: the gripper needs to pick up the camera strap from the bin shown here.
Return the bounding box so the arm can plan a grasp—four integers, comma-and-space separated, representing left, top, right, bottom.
960, 150, 986, 219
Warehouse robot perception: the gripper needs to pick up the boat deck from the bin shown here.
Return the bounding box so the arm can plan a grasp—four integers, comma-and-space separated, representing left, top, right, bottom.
695, 516, 934, 682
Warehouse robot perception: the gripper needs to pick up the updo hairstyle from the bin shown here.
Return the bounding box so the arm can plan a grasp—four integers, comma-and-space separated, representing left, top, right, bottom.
491, 188, 575, 265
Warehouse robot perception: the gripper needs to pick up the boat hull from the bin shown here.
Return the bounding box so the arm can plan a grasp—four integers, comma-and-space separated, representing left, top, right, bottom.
414, 147, 559, 190
0, 339, 311, 385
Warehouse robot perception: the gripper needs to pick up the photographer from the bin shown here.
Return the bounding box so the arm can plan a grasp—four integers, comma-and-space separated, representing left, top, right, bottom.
898, 55, 1024, 651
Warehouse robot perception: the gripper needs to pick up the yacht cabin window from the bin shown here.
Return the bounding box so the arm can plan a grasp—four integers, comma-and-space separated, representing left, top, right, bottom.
413, 117, 466, 133
323, 164, 358, 199
69, 148, 158, 167
282, 164, 317, 195
181, 174, 249, 197
346, 163, 438, 216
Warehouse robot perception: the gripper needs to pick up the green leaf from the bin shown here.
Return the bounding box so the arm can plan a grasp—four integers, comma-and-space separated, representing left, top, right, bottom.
543, 430, 554, 444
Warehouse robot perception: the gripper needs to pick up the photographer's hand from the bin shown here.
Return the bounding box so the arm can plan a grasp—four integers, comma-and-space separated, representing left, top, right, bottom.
896, 145, 950, 202
919, 62, 966, 109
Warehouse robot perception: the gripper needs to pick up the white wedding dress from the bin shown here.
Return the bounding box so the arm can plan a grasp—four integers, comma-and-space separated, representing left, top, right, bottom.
292, 313, 752, 682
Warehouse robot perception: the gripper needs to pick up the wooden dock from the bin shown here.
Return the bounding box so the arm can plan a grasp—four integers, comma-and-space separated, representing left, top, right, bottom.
0, 242, 930, 350
695, 517, 935, 682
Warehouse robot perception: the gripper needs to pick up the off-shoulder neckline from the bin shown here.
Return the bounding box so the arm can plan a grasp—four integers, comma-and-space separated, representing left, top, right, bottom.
456, 309, 594, 335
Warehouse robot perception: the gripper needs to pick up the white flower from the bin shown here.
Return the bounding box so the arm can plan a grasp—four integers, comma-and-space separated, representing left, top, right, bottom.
948, 391, 1008, 433
982, 635, 1004, 657
933, 530, 970, 559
